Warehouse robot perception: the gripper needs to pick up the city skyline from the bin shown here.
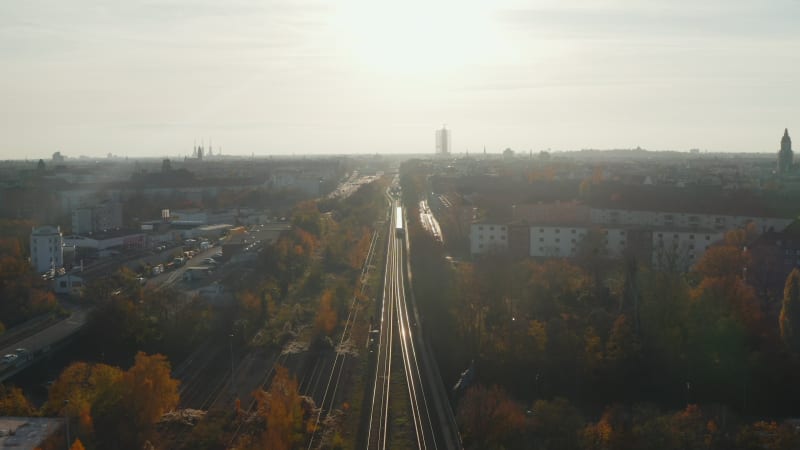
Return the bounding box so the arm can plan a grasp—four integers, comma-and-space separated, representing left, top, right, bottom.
2, 0, 800, 158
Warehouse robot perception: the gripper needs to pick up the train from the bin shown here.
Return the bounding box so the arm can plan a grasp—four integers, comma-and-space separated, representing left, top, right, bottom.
395, 206, 404, 237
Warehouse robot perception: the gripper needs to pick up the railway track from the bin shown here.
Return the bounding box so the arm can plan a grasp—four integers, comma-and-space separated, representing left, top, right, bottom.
306, 227, 379, 448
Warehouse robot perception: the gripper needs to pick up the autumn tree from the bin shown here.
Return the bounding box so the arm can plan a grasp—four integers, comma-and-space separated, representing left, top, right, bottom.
606, 314, 641, 366
253, 365, 307, 449
314, 289, 338, 336
45, 361, 124, 446
780, 268, 800, 352
92, 352, 179, 449
736, 421, 800, 450
529, 398, 584, 450
0, 385, 35, 416
456, 384, 526, 449
69, 438, 86, 450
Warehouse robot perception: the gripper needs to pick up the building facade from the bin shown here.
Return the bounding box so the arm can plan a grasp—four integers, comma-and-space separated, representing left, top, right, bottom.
30, 226, 63, 273
470, 223, 508, 255
71, 201, 122, 234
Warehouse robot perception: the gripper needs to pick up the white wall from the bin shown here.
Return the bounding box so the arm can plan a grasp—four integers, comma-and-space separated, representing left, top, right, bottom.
30, 226, 63, 273
470, 223, 508, 255
530, 226, 586, 257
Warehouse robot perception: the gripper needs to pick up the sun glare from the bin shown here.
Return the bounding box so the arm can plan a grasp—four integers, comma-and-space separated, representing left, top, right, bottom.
333, 1, 502, 76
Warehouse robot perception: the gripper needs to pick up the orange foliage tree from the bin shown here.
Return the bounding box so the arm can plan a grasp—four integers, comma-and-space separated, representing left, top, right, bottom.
253, 365, 307, 450
314, 289, 338, 336
123, 352, 180, 427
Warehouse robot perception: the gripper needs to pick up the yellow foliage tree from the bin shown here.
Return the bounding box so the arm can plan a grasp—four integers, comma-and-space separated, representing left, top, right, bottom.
69, 438, 86, 450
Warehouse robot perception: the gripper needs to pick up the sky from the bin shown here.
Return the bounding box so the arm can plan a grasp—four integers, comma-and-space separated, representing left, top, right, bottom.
1, 0, 800, 159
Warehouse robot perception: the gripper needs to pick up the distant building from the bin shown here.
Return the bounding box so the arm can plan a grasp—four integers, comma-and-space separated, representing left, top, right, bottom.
778, 128, 793, 174
436, 126, 451, 156
30, 226, 63, 274
71, 201, 122, 234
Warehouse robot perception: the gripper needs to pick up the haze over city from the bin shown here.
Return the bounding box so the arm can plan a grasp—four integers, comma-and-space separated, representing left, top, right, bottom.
2, 0, 800, 159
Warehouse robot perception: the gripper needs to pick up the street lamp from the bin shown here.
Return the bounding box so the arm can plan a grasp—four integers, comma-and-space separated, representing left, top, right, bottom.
685, 381, 691, 407
229, 334, 235, 393
63, 399, 70, 450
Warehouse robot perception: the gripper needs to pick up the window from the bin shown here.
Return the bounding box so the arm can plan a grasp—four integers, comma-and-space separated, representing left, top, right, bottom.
500, 236, 505, 240
539, 246, 543, 252
571, 229, 576, 234
490, 226, 495, 231
540, 228, 544, 232
60, 281, 67, 288
571, 239, 576, 243
490, 235, 495, 240
479, 244, 483, 249
555, 238, 560, 243
706, 235, 710, 240
555, 229, 560, 233
73, 281, 82, 287
479, 226, 484, 231
539, 238, 544, 242
501, 226, 506, 231
689, 235, 694, 239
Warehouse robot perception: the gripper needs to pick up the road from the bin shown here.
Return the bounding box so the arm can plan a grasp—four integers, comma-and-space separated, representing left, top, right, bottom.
418, 199, 443, 243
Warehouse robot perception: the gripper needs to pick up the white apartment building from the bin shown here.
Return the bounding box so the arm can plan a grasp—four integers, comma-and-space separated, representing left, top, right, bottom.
30, 226, 63, 273
651, 229, 725, 269
529, 226, 628, 258
470, 223, 508, 255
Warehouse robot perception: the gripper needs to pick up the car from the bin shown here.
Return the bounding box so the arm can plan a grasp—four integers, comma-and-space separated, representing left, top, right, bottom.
203, 258, 217, 265
2, 354, 18, 364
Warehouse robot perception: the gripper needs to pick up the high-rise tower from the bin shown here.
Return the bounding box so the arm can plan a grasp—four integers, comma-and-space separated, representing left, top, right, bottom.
778, 128, 793, 174
435, 126, 451, 156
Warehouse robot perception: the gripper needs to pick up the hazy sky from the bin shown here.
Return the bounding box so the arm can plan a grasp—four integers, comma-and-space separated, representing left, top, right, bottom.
2, 0, 799, 158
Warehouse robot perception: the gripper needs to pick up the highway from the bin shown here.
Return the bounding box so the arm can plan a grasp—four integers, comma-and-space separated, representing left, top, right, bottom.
366, 199, 455, 449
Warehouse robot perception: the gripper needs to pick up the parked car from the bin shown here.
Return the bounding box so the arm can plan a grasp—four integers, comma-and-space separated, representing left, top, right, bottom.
2, 354, 18, 364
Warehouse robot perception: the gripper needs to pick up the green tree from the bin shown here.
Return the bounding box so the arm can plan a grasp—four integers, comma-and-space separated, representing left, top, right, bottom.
780, 268, 800, 352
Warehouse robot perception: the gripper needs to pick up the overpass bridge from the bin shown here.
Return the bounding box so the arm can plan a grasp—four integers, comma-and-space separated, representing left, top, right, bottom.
0, 308, 90, 382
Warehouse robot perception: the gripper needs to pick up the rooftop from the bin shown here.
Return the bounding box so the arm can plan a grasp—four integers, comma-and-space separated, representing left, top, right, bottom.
0, 417, 61, 450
